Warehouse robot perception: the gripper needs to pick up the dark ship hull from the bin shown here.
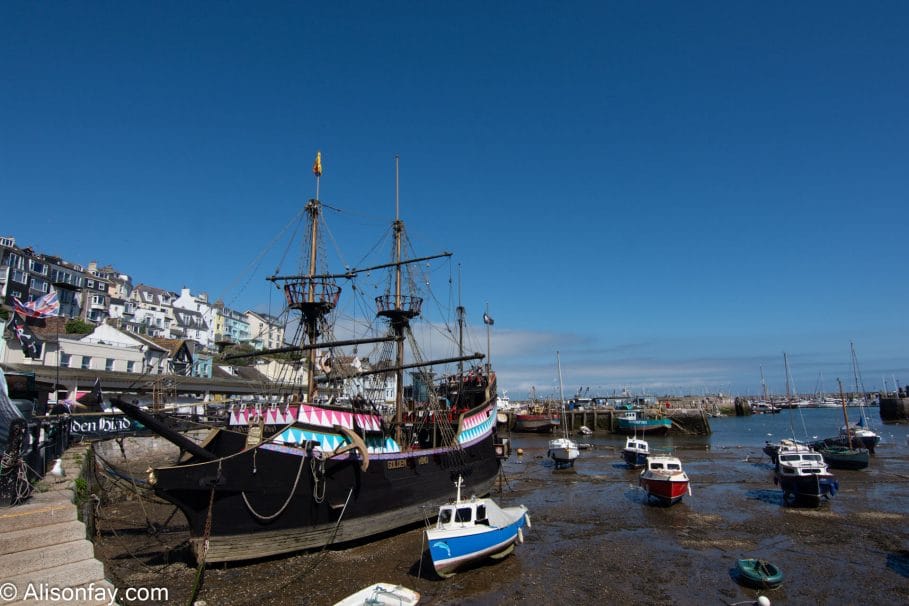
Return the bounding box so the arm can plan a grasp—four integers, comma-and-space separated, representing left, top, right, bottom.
123, 158, 507, 563
123, 398, 501, 563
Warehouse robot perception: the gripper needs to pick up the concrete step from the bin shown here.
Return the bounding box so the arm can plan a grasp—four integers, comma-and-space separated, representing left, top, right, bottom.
0, 538, 95, 577
0, 519, 85, 556
28, 489, 76, 505
6, 558, 107, 601
0, 502, 76, 533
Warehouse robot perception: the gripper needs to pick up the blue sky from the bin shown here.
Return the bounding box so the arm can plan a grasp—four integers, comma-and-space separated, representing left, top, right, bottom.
2, 2, 908, 398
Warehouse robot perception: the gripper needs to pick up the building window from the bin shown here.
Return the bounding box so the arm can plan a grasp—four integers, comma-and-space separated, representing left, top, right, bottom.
61, 353, 71, 368
127, 361, 135, 373
81, 356, 92, 370
105, 358, 114, 372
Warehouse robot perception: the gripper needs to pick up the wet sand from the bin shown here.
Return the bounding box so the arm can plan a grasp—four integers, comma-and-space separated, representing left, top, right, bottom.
90, 434, 909, 605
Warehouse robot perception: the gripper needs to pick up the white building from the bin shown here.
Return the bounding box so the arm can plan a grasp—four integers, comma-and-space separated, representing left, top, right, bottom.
244, 310, 285, 351
173, 287, 215, 349
2, 318, 169, 375
131, 284, 177, 339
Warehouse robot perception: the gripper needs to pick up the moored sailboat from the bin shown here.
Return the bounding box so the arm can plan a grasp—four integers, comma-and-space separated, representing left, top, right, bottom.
114, 155, 504, 563
809, 379, 870, 470
547, 352, 579, 468
838, 342, 881, 453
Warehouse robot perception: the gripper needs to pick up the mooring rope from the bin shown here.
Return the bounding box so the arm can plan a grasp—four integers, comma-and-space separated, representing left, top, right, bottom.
187, 459, 221, 606
241, 452, 307, 521
0, 451, 31, 506
235, 486, 356, 606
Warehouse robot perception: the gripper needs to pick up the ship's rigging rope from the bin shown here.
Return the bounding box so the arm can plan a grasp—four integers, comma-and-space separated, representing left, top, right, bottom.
403, 328, 467, 470
221, 207, 307, 310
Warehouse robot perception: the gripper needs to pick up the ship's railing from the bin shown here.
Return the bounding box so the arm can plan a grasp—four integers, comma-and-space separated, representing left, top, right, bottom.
2, 416, 70, 505
375, 294, 422, 318
283, 280, 341, 311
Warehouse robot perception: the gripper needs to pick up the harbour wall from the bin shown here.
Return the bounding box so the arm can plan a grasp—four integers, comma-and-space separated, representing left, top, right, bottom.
879, 396, 909, 423
499, 407, 712, 435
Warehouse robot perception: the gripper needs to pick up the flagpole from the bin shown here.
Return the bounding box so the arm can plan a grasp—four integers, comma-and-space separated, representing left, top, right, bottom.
485, 302, 491, 373
55, 320, 60, 408
313, 150, 322, 200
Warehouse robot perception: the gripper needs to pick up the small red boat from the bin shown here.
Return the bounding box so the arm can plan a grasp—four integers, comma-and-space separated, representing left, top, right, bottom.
639, 455, 690, 505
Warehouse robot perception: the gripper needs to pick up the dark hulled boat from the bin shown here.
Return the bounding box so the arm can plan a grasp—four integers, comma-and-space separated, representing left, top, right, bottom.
115, 157, 504, 563
808, 380, 870, 470
773, 443, 838, 506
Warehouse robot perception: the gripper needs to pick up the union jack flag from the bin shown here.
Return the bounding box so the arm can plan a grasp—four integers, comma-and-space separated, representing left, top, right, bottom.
13, 291, 60, 318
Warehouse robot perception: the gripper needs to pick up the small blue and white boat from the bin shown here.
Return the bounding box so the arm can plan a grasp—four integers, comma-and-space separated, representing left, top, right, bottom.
425, 476, 530, 578
621, 435, 650, 468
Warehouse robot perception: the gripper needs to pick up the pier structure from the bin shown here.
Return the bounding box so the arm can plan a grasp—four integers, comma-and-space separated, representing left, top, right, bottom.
879, 395, 909, 423
499, 407, 712, 435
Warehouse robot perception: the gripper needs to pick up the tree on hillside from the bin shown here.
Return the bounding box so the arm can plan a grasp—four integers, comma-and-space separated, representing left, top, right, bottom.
65, 318, 95, 334
216, 342, 256, 366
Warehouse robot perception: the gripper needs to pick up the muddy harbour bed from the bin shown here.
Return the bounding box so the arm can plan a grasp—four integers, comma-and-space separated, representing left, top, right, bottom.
89, 430, 909, 605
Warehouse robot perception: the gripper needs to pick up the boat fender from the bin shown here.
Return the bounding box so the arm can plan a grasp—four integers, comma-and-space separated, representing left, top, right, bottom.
517, 527, 524, 544
524, 513, 531, 529
829, 480, 838, 497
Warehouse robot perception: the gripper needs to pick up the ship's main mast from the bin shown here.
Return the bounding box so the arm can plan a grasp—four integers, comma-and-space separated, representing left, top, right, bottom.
376, 156, 422, 444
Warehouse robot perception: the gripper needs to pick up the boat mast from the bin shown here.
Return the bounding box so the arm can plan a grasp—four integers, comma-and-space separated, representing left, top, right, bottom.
273, 151, 340, 404
394, 157, 405, 439
837, 378, 854, 449
850, 340, 870, 426
760, 365, 769, 404
783, 352, 796, 439
557, 351, 567, 438
783, 353, 791, 405
484, 302, 492, 374
304, 196, 321, 403
457, 264, 464, 376
375, 155, 422, 445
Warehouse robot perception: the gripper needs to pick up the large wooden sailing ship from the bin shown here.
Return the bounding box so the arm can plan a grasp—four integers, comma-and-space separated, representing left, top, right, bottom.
115, 156, 503, 563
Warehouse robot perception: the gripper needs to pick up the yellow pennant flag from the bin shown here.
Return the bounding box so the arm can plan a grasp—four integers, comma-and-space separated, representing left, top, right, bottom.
312, 151, 322, 177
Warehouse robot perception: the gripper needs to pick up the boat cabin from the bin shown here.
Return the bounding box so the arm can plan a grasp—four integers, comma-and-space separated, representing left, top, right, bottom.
648, 459, 682, 472
625, 437, 649, 452
778, 451, 828, 476
437, 499, 489, 529
644, 456, 685, 475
